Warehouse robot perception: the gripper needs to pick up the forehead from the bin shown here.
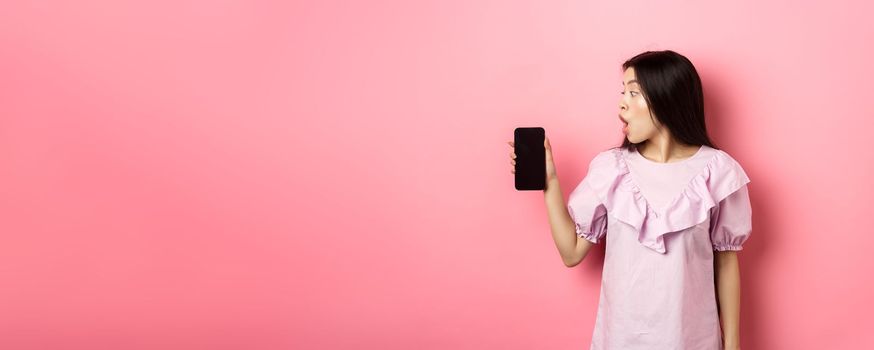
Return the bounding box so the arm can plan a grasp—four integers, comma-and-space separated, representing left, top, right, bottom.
622, 68, 638, 86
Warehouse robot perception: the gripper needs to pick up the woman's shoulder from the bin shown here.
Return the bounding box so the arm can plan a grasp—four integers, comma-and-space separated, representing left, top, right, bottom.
585, 144, 749, 179
707, 147, 749, 178
701, 146, 751, 203
589, 146, 623, 168
576, 147, 624, 188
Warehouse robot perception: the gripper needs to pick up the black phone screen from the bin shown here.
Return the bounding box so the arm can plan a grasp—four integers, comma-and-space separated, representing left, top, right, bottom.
514, 127, 545, 191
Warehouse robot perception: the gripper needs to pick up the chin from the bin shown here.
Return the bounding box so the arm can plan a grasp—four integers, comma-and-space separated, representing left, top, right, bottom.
626, 132, 650, 144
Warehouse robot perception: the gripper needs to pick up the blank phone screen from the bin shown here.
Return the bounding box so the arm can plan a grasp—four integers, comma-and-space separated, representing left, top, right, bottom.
514, 127, 545, 191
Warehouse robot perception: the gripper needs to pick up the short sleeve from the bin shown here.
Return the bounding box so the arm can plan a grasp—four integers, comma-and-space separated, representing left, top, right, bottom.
567, 154, 610, 244
709, 184, 752, 251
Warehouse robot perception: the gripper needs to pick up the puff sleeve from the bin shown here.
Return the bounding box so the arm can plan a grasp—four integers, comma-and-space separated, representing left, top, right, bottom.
709, 184, 752, 251
566, 153, 611, 244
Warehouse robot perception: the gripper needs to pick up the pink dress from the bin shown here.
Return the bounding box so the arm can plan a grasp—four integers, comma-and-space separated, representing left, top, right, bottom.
566, 145, 752, 349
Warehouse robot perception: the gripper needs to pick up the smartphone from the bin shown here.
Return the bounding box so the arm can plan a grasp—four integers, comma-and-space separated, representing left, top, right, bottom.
514, 127, 546, 191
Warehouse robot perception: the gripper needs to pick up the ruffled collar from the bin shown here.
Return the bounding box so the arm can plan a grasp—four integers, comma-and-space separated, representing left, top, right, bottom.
602, 146, 751, 254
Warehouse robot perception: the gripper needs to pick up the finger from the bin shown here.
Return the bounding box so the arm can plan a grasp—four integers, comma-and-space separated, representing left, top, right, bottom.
511, 152, 515, 159
511, 159, 515, 166
507, 141, 514, 147
544, 137, 551, 150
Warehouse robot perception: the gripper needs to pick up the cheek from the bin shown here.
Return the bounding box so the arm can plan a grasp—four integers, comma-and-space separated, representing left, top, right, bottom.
630, 116, 656, 134
640, 118, 656, 130
634, 98, 648, 109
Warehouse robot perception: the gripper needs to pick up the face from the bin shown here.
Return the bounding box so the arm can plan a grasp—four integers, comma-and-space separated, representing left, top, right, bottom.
619, 67, 663, 144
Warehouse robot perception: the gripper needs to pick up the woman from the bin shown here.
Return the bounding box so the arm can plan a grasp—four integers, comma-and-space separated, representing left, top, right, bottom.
508, 50, 750, 349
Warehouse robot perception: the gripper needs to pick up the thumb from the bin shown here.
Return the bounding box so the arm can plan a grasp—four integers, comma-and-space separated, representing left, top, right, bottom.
544, 137, 551, 151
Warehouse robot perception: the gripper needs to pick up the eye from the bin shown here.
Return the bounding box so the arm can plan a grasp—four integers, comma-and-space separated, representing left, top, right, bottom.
630, 91, 638, 96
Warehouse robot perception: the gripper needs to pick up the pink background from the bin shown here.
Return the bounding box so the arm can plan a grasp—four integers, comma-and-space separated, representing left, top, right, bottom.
1, 1, 872, 349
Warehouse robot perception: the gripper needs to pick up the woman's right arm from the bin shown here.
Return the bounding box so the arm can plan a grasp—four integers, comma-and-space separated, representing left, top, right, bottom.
544, 177, 595, 267
510, 138, 594, 267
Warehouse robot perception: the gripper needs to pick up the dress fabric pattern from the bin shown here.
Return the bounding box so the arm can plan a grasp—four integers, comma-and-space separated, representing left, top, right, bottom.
566, 145, 752, 350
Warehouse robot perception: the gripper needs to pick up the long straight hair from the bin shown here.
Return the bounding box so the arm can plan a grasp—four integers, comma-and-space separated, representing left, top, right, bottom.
618, 50, 718, 151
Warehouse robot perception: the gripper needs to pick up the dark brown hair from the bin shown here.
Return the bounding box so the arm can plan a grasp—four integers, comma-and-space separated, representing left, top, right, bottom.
618, 50, 719, 151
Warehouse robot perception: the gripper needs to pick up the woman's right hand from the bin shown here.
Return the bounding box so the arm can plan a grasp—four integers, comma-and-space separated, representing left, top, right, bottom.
507, 136, 558, 187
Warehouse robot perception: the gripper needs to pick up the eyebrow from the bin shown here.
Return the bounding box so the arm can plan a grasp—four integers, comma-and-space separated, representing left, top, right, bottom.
623, 79, 639, 86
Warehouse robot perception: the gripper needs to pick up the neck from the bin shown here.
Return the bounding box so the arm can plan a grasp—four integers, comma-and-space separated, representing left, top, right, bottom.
637, 134, 699, 163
